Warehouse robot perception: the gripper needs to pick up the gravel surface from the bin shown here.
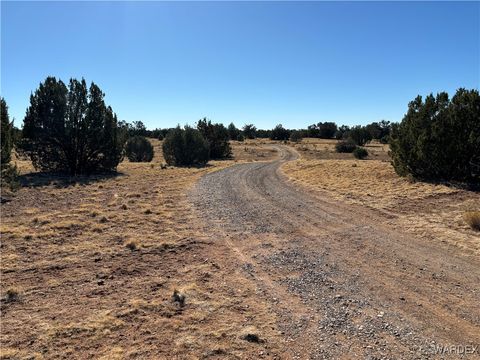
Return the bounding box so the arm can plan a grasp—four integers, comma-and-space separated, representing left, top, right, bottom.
192, 145, 480, 359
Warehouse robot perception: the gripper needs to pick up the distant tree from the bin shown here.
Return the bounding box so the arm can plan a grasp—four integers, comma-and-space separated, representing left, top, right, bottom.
227, 122, 240, 140
307, 124, 320, 138
125, 136, 154, 162
1, 98, 13, 168
270, 124, 290, 140
242, 124, 257, 139
390, 89, 480, 183
347, 125, 372, 146
1, 98, 18, 191
20, 77, 124, 174
289, 130, 303, 142
237, 133, 245, 142
366, 120, 391, 143
318, 122, 338, 139
163, 125, 209, 166
197, 118, 232, 159
255, 129, 271, 138
335, 125, 350, 140
130, 121, 147, 137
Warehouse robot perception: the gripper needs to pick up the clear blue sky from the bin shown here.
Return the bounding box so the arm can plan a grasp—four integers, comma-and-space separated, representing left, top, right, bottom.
2, 1, 479, 130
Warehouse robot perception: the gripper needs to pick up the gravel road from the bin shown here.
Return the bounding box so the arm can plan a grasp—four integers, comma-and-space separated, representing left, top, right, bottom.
192, 145, 480, 359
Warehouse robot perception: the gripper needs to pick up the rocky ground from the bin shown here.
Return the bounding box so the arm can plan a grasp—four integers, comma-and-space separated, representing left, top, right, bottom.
192, 145, 480, 359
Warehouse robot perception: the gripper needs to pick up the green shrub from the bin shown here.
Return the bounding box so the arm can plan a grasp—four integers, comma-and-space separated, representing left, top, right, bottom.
335, 140, 357, 153
1, 98, 18, 192
353, 147, 368, 159
227, 123, 240, 141
270, 124, 290, 140
237, 134, 245, 142
197, 118, 232, 159
289, 130, 303, 143
20, 77, 124, 175
242, 124, 256, 139
390, 88, 480, 183
348, 126, 372, 146
125, 136, 154, 162
162, 126, 209, 166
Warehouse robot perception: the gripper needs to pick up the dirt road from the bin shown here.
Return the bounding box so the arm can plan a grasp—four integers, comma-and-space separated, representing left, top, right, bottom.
192, 145, 480, 359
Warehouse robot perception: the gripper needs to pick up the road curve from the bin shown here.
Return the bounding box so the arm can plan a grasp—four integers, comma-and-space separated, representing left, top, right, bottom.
192, 145, 480, 359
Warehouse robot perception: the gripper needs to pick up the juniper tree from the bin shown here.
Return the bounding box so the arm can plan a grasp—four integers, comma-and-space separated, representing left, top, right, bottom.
20, 77, 124, 174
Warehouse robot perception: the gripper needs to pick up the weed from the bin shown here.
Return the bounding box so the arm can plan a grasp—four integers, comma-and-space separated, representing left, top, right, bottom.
125, 239, 139, 251
4, 288, 20, 303
172, 289, 185, 307
464, 211, 480, 231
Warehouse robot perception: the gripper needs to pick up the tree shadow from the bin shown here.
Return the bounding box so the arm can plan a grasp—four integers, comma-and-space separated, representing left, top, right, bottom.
18, 171, 125, 189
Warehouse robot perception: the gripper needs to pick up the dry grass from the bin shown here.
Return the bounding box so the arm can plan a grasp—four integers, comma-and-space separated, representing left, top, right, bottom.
464, 211, 480, 231
282, 139, 480, 255
1, 138, 283, 359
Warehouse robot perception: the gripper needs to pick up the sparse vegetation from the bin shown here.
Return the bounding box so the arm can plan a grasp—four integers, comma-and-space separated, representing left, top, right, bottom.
4, 288, 21, 303
464, 211, 480, 231
171, 289, 185, 307
125, 136, 154, 162
335, 140, 357, 153
125, 239, 140, 250
353, 147, 368, 159
289, 130, 303, 143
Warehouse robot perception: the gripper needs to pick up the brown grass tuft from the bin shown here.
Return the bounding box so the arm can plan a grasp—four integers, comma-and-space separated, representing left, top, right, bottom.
171, 289, 186, 307
464, 211, 480, 231
125, 239, 140, 251
4, 288, 21, 303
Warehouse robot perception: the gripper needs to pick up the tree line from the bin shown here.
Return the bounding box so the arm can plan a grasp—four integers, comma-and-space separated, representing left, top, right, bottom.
1, 76, 478, 186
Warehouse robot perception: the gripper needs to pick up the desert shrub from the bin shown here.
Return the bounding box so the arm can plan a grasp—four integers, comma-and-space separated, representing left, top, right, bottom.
237, 133, 245, 142
162, 126, 209, 166
365, 120, 391, 142
197, 118, 232, 159
464, 211, 480, 231
307, 122, 338, 138
289, 130, 303, 143
335, 140, 357, 153
348, 126, 372, 146
334, 125, 350, 140
1, 98, 18, 191
270, 124, 290, 140
125, 136, 154, 162
353, 147, 368, 159
390, 89, 480, 183
242, 124, 257, 139
227, 122, 240, 140
20, 77, 124, 175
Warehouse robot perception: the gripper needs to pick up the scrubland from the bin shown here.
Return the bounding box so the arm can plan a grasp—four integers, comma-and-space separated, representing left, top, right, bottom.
1, 139, 280, 359
1, 137, 478, 359
284, 138, 480, 254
